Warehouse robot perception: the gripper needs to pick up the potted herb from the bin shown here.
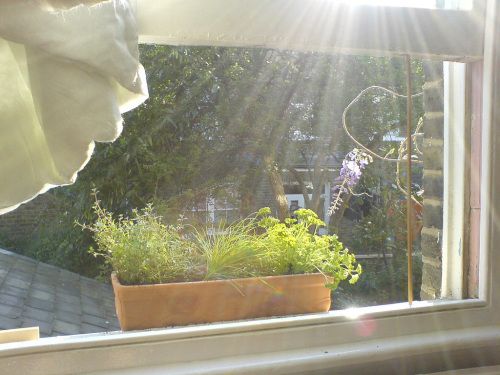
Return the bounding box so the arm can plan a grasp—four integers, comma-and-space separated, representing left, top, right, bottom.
85, 203, 361, 331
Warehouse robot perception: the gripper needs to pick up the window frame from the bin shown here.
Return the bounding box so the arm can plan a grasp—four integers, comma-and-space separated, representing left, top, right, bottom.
135, 0, 484, 61
0, 0, 499, 373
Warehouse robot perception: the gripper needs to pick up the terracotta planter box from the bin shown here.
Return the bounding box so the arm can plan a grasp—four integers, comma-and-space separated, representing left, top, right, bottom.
111, 272, 332, 331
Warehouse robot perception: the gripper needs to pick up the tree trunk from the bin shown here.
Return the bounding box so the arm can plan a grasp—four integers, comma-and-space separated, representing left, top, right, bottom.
264, 155, 289, 221
239, 165, 265, 217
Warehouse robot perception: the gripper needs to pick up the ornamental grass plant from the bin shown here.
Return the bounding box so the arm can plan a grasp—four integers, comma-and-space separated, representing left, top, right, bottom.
85, 200, 361, 290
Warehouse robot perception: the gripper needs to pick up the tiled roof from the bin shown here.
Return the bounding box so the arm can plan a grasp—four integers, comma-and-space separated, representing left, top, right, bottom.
0, 248, 120, 337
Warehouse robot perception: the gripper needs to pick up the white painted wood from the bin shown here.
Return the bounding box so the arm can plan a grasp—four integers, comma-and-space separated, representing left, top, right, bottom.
478, 0, 498, 304
207, 197, 216, 223
323, 182, 331, 225
442, 62, 467, 299
424, 365, 500, 374
86, 327, 500, 374
0, 327, 39, 345
135, 0, 483, 60
285, 194, 306, 210
0, 323, 498, 374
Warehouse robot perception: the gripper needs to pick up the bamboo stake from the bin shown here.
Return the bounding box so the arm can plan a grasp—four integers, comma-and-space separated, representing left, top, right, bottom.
405, 55, 414, 306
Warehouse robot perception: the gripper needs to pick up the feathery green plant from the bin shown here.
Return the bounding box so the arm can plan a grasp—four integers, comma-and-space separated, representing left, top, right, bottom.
84, 201, 361, 290
84, 201, 199, 285
190, 217, 266, 280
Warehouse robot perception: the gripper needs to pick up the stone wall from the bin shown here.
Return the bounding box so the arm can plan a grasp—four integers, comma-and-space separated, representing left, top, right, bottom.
420, 62, 445, 300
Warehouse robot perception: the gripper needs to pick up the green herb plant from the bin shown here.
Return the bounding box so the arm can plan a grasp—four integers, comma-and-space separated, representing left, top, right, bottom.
84, 201, 200, 285
257, 207, 361, 289
85, 201, 361, 290
190, 216, 268, 281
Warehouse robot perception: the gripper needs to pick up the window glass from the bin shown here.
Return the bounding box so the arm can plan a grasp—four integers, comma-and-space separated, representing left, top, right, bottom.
0, 45, 476, 333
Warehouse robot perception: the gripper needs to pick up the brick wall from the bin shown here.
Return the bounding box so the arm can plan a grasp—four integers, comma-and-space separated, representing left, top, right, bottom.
0, 194, 62, 246
420, 62, 444, 300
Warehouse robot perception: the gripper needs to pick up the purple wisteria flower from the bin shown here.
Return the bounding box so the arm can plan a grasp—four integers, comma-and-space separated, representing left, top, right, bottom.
329, 149, 372, 215
340, 150, 368, 186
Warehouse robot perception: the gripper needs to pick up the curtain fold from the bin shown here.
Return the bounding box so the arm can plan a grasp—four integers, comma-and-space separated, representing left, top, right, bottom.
0, 0, 148, 214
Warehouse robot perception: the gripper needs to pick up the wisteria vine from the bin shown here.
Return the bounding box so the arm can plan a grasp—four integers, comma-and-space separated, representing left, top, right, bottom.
328, 148, 373, 216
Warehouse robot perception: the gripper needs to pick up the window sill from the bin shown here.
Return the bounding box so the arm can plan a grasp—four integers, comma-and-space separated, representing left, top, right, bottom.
0, 299, 487, 352
87, 326, 500, 374
0, 299, 495, 374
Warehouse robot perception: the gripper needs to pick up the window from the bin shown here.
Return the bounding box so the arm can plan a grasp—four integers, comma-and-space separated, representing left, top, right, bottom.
137, 0, 488, 307
1, 0, 499, 373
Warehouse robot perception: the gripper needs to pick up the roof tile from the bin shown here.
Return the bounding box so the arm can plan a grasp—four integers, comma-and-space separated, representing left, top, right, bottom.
29, 289, 56, 302
54, 310, 80, 325
25, 296, 55, 312
22, 306, 54, 322
0, 305, 22, 319
81, 323, 106, 334
0, 316, 21, 330
4, 277, 31, 290
0, 248, 119, 337
56, 301, 82, 315
0, 293, 25, 308
1, 285, 30, 299
53, 320, 80, 335
56, 292, 80, 305
81, 314, 111, 329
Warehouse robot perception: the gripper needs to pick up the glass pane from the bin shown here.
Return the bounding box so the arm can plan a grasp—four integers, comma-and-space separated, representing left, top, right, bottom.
0, 45, 475, 334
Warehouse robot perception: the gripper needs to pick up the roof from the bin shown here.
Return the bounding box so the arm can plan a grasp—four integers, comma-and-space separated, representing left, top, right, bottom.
0, 248, 120, 337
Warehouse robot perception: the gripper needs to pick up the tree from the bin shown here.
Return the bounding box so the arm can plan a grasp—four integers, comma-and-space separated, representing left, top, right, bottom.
17, 45, 425, 279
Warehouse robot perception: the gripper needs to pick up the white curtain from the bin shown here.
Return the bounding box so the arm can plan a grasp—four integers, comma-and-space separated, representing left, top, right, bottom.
0, 0, 148, 214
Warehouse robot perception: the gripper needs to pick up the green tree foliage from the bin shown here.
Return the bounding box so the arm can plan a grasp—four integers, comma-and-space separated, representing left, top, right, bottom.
13, 45, 424, 284
333, 200, 423, 308
72, 46, 424, 221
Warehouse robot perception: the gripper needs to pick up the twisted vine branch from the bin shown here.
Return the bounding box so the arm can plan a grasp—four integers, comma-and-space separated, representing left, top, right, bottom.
341, 85, 424, 207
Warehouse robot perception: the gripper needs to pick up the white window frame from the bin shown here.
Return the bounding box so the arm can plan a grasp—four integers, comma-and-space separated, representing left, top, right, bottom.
134, 0, 484, 60
1, 0, 499, 373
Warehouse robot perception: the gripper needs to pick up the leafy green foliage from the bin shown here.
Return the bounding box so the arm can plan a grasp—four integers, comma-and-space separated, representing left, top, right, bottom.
84, 202, 199, 285
1, 200, 101, 278
333, 176, 422, 308
257, 207, 361, 289
63, 47, 426, 223
22, 217, 101, 278
85, 203, 361, 290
